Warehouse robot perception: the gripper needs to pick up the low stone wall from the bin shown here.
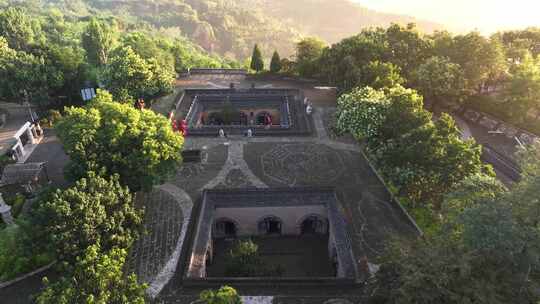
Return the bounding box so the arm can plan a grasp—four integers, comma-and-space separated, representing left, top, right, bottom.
183, 276, 357, 287
462, 108, 539, 145
189, 68, 247, 75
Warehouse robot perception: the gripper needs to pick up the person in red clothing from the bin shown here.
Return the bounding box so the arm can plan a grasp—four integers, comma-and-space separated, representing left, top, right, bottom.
264, 113, 272, 129
179, 119, 188, 136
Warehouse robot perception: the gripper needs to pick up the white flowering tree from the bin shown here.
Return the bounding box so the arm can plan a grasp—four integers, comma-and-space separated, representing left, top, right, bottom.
336, 86, 389, 140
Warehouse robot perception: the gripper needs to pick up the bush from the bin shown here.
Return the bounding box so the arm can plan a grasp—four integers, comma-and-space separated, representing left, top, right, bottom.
0, 224, 54, 281
0, 154, 15, 174
200, 286, 242, 304
40, 110, 62, 128
7, 193, 25, 218
224, 239, 283, 277
48, 110, 62, 127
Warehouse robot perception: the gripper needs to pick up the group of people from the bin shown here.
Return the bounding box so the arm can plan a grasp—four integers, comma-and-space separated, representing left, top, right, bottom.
169, 111, 188, 136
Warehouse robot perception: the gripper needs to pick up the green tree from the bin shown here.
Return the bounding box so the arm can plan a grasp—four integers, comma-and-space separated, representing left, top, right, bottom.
367, 144, 540, 304
269, 50, 281, 73
102, 45, 174, 102
384, 23, 431, 79
442, 173, 506, 223
368, 227, 536, 304
498, 28, 540, 63
363, 61, 404, 89
224, 239, 282, 277
37, 172, 142, 263
0, 37, 49, 105
55, 90, 184, 191
296, 37, 326, 77
200, 286, 242, 304
503, 52, 540, 121
82, 17, 115, 66
225, 239, 263, 277
250, 44, 264, 72
337, 85, 487, 207
445, 32, 507, 93
0, 7, 35, 50
412, 56, 467, 109
37, 244, 146, 304
0, 223, 54, 281
335, 86, 388, 139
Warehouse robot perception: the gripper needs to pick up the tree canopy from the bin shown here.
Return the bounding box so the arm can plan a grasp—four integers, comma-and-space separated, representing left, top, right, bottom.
412, 56, 467, 108
82, 17, 115, 66
37, 172, 142, 263
0, 7, 36, 50
55, 90, 184, 191
295, 37, 326, 78
37, 244, 146, 304
368, 145, 540, 303
337, 85, 488, 207
103, 45, 174, 102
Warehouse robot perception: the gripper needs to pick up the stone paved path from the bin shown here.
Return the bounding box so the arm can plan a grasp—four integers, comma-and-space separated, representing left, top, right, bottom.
126, 184, 193, 299
146, 184, 193, 298
203, 141, 267, 189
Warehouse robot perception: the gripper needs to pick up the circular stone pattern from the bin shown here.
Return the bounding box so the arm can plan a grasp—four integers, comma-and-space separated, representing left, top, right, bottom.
261, 143, 345, 186
127, 189, 184, 283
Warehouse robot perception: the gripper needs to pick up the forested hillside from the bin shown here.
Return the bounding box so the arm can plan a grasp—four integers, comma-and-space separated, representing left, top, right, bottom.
236, 0, 444, 44
0, 0, 239, 109
11, 0, 443, 60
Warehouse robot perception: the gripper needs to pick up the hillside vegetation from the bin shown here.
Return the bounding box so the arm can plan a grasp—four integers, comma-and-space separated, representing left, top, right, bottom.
18, 0, 443, 60
236, 0, 444, 44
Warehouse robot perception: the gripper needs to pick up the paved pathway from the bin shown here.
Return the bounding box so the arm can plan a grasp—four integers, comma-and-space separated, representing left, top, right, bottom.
203, 141, 267, 189
146, 184, 193, 298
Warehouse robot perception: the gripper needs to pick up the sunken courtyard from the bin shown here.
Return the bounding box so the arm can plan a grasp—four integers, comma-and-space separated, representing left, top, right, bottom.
119, 73, 421, 303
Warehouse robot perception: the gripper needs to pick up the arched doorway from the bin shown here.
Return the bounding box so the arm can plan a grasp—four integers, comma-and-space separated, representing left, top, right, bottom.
300, 215, 328, 235
256, 112, 272, 125
258, 216, 282, 235
214, 218, 237, 238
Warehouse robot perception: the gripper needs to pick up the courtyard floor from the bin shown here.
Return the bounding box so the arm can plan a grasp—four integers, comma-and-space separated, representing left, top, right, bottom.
207, 236, 334, 278
146, 74, 419, 303
0, 74, 417, 304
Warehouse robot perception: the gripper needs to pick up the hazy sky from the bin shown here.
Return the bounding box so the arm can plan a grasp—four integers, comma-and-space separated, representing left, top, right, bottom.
353, 0, 540, 34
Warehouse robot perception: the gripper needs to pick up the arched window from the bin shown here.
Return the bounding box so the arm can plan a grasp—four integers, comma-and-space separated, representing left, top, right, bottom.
258, 216, 282, 235
300, 215, 328, 235
214, 218, 237, 238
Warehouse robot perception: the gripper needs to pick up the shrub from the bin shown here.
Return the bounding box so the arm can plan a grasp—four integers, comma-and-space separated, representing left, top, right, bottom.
224, 239, 283, 277
47, 110, 62, 126
0, 224, 54, 281
200, 286, 242, 304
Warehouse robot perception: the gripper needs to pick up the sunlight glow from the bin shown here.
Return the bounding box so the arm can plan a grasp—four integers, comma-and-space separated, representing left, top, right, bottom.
354, 0, 540, 33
